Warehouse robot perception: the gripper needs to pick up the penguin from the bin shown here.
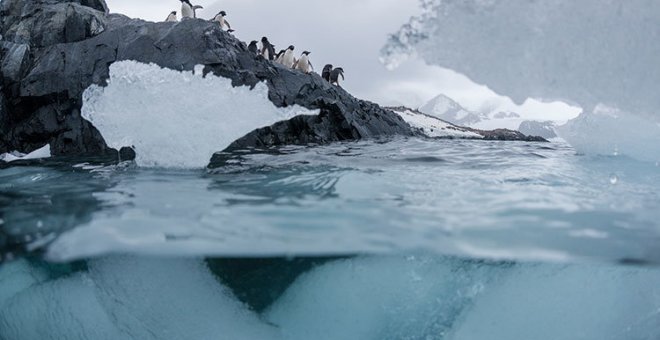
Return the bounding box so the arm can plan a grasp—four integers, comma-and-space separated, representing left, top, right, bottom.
165, 11, 177, 22
248, 41, 259, 55
180, 0, 203, 19
330, 67, 345, 86
260, 37, 276, 61
274, 50, 286, 64
294, 51, 314, 74
281, 45, 296, 68
212, 11, 234, 32
322, 64, 333, 82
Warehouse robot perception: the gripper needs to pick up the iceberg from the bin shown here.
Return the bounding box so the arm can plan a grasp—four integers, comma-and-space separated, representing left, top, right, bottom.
81, 61, 318, 169
383, 0, 660, 161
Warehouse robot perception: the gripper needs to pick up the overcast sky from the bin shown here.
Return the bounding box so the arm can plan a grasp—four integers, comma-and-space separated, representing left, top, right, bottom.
105, 0, 579, 120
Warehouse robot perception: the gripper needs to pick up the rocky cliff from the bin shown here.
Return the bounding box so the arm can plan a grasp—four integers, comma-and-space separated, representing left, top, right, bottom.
0, 0, 413, 161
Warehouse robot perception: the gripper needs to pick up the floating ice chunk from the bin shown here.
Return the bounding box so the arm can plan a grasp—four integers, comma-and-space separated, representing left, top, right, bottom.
557, 105, 660, 162
0, 144, 51, 163
82, 61, 318, 168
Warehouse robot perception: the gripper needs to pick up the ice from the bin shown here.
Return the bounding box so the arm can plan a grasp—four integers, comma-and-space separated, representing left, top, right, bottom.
0, 257, 276, 340
81, 61, 318, 169
0, 273, 124, 340
1, 256, 659, 339
383, 0, 660, 161
448, 264, 660, 340
266, 256, 503, 340
267, 256, 660, 340
0, 144, 51, 163
0, 260, 47, 308
86, 257, 275, 340
557, 105, 660, 162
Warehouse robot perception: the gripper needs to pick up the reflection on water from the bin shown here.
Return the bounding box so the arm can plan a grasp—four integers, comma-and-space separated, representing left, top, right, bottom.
0, 138, 659, 263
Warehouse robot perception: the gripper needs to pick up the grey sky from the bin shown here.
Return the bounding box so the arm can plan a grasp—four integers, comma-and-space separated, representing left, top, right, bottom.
105, 0, 579, 120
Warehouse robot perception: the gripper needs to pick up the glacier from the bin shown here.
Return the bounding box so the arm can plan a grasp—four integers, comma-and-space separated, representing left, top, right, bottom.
383, 0, 660, 162
81, 61, 319, 169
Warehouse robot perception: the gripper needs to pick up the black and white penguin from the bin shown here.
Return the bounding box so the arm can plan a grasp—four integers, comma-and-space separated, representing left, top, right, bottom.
294, 51, 314, 74
322, 64, 333, 82
260, 37, 276, 61
165, 11, 177, 22
212, 11, 234, 32
180, 0, 203, 19
281, 45, 296, 68
248, 41, 259, 55
274, 50, 286, 64
330, 67, 345, 86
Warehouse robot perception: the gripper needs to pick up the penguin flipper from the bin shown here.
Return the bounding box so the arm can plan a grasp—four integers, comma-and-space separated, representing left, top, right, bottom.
193, 5, 204, 9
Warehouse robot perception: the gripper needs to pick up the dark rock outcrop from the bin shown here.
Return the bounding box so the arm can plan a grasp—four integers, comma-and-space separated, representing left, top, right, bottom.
0, 0, 413, 160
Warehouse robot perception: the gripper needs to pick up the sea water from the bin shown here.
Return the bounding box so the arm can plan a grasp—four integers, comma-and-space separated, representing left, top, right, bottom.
1, 138, 659, 339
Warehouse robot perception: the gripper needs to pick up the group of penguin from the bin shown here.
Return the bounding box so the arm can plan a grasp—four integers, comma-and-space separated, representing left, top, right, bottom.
165, 0, 346, 86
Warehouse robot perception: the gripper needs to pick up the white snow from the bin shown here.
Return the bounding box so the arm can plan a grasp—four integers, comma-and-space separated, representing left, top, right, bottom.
81, 61, 319, 169
0, 144, 51, 163
392, 108, 482, 139
419, 94, 485, 126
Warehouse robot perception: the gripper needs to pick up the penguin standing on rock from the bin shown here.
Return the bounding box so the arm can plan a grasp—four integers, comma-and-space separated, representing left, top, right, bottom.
165, 11, 177, 22
213, 11, 234, 32
248, 41, 259, 55
180, 0, 203, 19
330, 67, 345, 86
281, 45, 296, 68
260, 37, 276, 61
275, 50, 286, 64
294, 51, 314, 74
322, 64, 333, 82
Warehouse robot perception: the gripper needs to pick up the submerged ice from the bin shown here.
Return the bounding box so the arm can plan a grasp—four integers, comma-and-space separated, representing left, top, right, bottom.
0, 256, 660, 340
1, 256, 659, 340
81, 61, 318, 168
383, 0, 660, 161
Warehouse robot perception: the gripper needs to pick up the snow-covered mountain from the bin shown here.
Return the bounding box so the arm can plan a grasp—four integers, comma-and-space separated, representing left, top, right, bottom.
417, 94, 563, 135
518, 121, 557, 139
418, 95, 487, 127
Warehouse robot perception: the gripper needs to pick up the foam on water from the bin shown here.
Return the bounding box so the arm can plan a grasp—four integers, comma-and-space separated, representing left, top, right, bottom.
81, 61, 318, 168
383, 0, 660, 162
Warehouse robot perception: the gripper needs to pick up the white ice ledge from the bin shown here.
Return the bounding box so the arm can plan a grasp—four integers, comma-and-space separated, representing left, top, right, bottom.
0, 144, 51, 163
